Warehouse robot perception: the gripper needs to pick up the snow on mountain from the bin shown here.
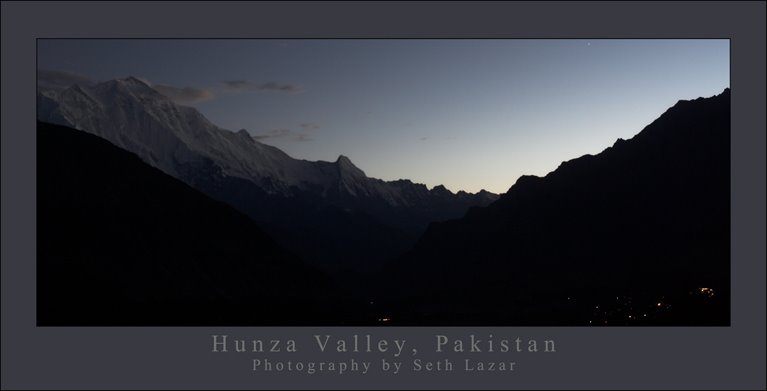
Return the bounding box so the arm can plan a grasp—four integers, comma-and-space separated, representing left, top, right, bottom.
37, 76, 498, 208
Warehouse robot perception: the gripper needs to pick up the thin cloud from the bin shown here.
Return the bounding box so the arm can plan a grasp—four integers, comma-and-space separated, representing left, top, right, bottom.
220, 80, 250, 90
130, 77, 214, 104
220, 80, 304, 94
152, 84, 214, 104
253, 128, 313, 142
295, 134, 313, 142
252, 128, 291, 140
258, 82, 304, 93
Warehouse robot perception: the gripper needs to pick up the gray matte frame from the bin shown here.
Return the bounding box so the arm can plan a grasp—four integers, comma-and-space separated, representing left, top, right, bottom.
1, 1, 765, 390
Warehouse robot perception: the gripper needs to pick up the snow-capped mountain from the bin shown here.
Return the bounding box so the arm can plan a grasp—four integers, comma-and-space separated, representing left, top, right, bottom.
38, 76, 498, 275
38, 76, 342, 195
37, 76, 497, 210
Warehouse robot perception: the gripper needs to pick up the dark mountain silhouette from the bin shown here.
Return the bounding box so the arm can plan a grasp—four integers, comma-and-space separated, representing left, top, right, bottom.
37, 85, 730, 326
37, 121, 367, 326
37, 77, 498, 275
377, 89, 731, 326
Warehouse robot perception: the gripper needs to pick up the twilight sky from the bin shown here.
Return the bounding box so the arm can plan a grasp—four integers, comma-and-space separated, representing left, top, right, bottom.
38, 39, 729, 194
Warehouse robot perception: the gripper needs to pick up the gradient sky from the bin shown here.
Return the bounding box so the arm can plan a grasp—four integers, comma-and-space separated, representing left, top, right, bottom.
38, 39, 729, 194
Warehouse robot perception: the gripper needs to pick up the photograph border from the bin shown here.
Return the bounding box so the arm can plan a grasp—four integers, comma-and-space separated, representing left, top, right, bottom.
3, 1, 765, 389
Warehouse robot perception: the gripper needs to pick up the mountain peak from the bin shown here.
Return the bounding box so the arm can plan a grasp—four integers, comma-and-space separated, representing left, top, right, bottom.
100, 77, 157, 97
235, 128, 255, 143
430, 184, 453, 196
120, 76, 150, 87
336, 155, 357, 169
335, 155, 366, 178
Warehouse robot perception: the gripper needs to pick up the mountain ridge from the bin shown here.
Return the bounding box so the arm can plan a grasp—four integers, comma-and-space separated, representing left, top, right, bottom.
37, 76, 498, 275
37, 76, 497, 201
378, 88, 730, 325
35, 76, 730, 325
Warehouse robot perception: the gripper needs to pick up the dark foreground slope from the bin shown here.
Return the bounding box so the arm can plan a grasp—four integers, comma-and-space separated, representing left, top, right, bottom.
380, 89, 731, 326
38, 122, 360, 326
